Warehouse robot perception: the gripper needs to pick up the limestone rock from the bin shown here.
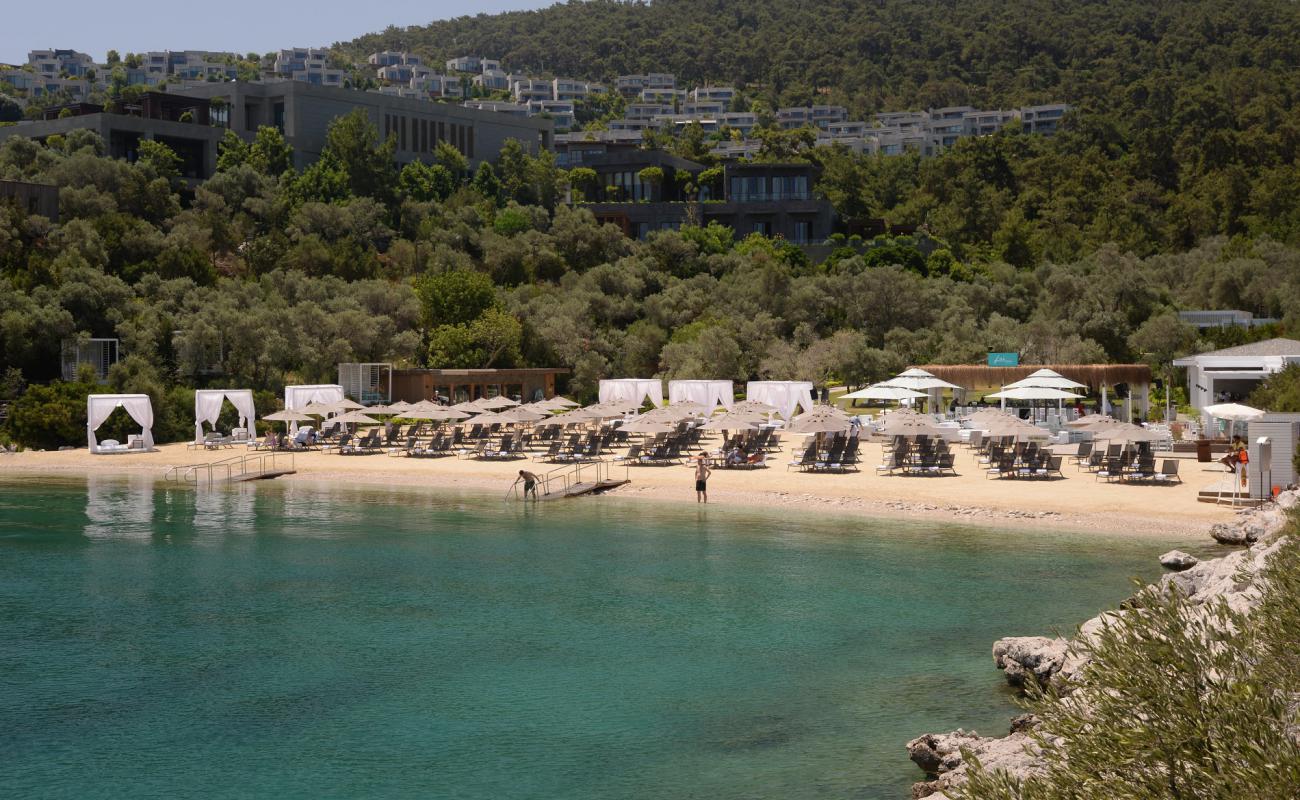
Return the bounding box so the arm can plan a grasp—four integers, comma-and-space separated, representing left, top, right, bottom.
1160, 550, 1198, 570
992, 636, 1069, 689
908, 728, 1045, 798
1276, 489, 1298, 510
1211, 521, 1254, 545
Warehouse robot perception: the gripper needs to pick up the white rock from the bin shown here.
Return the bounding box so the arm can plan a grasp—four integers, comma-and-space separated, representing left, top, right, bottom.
1160, 550, 1198, 570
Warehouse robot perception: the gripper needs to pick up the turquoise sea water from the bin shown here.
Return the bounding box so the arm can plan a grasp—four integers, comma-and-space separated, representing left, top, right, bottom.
0, 476, 1173, 799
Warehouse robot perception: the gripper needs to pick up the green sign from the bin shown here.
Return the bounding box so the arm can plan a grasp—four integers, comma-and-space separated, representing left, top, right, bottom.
988, 352, 1020, 367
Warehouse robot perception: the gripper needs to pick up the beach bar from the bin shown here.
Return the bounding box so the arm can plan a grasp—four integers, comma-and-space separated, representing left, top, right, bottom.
390, 368, 569, 405
916, 363, 1153, 420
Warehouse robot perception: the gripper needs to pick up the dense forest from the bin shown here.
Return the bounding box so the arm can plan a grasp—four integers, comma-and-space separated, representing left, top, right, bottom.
4, 0, 1300, 447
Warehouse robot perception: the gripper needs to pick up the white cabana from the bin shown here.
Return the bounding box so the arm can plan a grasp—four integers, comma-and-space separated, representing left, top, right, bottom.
598, 379, 663, 408
746, 381, 815, 420
87, 394, 154, 454
193, 389, 256, 443
668, 379, 733, 410
284, 384, 344, 433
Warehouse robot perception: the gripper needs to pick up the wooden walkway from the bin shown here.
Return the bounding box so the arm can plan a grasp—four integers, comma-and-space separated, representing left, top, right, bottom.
536, 478, 630, 501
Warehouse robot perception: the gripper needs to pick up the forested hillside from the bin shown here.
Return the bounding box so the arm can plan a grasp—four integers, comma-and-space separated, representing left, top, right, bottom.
3, 1, 1300, 448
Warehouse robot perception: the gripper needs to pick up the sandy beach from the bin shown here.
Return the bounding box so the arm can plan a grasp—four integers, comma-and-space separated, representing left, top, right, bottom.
0, 437, 1237, 537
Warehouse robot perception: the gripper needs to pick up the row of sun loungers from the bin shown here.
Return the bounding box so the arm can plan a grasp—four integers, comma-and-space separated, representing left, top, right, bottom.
788, 435, 861, 473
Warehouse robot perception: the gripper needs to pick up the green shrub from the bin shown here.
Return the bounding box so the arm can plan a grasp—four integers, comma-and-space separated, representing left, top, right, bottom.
962, 517, 1300, 799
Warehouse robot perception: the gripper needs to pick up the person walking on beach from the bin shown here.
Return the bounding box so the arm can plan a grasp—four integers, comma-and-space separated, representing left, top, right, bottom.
694, 455, 712, 504
515, 469, 540, 501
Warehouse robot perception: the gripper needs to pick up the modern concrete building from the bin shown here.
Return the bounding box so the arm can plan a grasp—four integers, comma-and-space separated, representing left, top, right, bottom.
445, 56, 500, 74
0, 81, 552, 178
1174, 338, 1300, 419
272, 48, 346, 87
28, 49, 95, 78
574, 154, 833, 243
0, 92, 225, 179
615, 73, 675, 97
177, 81, 552, 170
1178, 310, 1281, 329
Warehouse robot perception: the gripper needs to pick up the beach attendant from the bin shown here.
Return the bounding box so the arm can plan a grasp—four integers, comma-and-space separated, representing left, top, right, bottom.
694, 454, 711, 504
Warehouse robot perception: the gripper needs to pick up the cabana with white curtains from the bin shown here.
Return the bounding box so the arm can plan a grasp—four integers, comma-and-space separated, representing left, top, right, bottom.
284, 384, 344, 433
598, 379, 663, 408
87, 394, 155, 454
745, 381, 816, 420
668, 380, 733, 410
193, 389, 256, 443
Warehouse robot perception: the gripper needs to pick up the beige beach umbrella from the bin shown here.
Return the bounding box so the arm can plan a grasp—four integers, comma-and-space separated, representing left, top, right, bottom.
542, 395, 580, 408
300, 401, 338, 416
664, 400, 709, 414
730, 400, 778, 414
618, 418, 679, 434
498, 407, 547, 423
450, 401, 483, 413
333, 398, 364, 410
263, 409, 313, 432
403, 407, 470, 421
877, 416, 942, 437
699, 414, 759, 432
330, 411, 381, 425
789, 416, 852, 434
793, 405, 850, 423
477, 396, 520, 410
387, 400, 412, 412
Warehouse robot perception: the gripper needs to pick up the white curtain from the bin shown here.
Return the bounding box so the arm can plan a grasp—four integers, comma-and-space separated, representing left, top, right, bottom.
598, 379, 663, 407
284, 384, 343, 433
746, 381, 815, 420
87, 394, 154, 452
668, 380, 733, 409
194, 389, 257, 442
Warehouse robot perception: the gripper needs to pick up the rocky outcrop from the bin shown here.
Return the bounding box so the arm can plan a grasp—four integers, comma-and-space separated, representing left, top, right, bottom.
907, 491, 1297, 798
907, 718, 1050, 798
991, 636, 1067, 689
1160, 549, 1198, 570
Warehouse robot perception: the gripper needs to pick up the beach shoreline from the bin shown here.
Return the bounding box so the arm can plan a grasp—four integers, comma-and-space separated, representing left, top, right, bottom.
0, 440, 1234, 538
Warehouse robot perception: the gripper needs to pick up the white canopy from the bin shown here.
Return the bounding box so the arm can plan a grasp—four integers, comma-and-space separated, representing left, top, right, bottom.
87, 394, 154, 453
193, 389, 256, 443
598, 378, 663, 408
986, 386, 1084, 400
668, 379, 733, 410
284, 384, 344, 433
1003, 368, 1087, 390
746, 381, 815, 420
1202, 402, 1265, 422
879, 368, 964, 391
840, 385, 927, 401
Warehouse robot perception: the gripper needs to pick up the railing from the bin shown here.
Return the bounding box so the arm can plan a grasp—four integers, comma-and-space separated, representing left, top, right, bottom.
164, 451, 295, 488
505, 458, 630, 500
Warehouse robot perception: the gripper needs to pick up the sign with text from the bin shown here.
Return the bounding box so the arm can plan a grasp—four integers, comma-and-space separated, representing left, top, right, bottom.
987, 352, 1020, 367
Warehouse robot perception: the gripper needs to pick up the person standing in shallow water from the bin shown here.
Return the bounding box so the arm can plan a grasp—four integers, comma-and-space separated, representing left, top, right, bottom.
516, 469, 540, 501
694, 454, 711, 504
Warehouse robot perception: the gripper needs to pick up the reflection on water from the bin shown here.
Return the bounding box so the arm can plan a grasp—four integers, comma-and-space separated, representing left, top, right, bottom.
83, 474, 155, 540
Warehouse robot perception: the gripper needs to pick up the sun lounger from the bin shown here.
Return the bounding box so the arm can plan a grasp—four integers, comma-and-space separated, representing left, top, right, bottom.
1153, 459, 1182, 484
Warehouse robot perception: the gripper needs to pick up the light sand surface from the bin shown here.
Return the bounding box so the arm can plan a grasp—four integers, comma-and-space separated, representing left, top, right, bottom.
0, 437, 1236, 537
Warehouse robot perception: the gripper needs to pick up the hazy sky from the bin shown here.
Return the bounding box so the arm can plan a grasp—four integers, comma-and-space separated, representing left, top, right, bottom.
2, 0, 554, 64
